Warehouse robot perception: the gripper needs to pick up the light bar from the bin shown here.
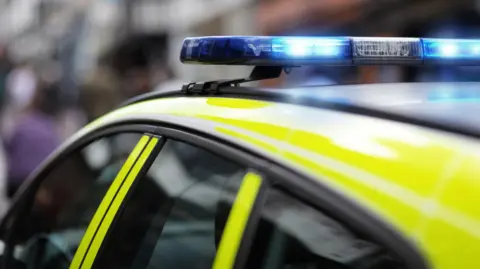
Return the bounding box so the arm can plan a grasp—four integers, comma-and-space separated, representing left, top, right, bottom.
180, 36, 480, 66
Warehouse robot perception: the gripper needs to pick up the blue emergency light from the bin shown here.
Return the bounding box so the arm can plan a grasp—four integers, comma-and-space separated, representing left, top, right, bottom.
180, 36, 480, 66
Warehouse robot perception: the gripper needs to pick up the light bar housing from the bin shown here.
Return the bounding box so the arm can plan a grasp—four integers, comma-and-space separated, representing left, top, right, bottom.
180, 36, 480, 66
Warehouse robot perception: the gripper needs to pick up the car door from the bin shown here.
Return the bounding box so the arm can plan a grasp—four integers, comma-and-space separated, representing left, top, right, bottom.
69, 124, 423, 269
87, 135, 266, 269
0, 125, 158, 269
239, 186, 413, 269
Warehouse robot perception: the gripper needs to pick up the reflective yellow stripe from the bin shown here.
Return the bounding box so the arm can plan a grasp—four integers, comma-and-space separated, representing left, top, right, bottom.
69, 135, 151, 269
81, 137, 159, 269
213, 172, 262, 269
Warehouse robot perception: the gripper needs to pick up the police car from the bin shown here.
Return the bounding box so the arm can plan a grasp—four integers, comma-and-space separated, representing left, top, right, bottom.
0, 36, 478, 269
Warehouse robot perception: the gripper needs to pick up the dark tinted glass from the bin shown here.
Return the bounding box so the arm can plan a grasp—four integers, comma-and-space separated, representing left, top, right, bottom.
246, 189, 407, 269
7, 133, 143, 269
93, 139, 247, 269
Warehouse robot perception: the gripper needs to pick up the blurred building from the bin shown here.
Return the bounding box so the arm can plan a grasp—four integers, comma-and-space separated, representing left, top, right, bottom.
0, 0, 479, 101
0, 0, 257, 99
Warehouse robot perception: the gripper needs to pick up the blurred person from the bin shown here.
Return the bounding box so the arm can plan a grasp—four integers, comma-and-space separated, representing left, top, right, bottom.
40, 59, 87, 140
78, 58, 123, 122
4, 78, 61, 199
1, 62, 38, 139
78, 40, 143, 123
5, 62, 37, 111
110, 34, 171, 97
79, 33, 175, 122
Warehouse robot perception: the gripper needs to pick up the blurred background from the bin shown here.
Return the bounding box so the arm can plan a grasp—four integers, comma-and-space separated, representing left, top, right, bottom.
0, 0, 480, 214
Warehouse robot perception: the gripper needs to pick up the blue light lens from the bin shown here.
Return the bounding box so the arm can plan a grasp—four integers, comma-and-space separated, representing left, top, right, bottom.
271, 37, 350, 59
422, 38, 480, 63
180, 36, 352, 65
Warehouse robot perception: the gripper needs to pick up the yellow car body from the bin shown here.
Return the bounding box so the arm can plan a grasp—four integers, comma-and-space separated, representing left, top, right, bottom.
1, 82, 479, 269
85, 83, 480, 269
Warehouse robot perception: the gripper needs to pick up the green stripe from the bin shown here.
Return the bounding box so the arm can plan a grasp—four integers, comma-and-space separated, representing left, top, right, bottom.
69, 135, 151, 269
213, 172, 262, 269
81, 137, 159, 269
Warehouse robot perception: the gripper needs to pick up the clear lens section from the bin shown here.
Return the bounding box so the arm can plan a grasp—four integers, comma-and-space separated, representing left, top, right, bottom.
423, 38, 480, 63
352, 37, 422, 64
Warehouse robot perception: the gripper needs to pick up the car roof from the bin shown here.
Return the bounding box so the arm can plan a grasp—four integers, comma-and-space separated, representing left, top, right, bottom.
282, 82, 480, 134
123, 81, 480, 138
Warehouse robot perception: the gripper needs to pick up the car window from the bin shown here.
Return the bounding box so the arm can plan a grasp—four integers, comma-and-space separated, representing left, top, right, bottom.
92, 139, 247, 269
6, 133, 144, 269
244, 188, 408, 269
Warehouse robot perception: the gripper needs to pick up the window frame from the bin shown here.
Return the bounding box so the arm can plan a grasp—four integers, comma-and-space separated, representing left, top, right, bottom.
0, 116, 429, 269
0, 123, 158, 269
88, 125, 274, 269
142, 124, 430, 269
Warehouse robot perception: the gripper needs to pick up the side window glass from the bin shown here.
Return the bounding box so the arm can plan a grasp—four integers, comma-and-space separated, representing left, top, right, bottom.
93, 139, 247, 269
8, 133, 144, 269
246, 188, 408, 269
